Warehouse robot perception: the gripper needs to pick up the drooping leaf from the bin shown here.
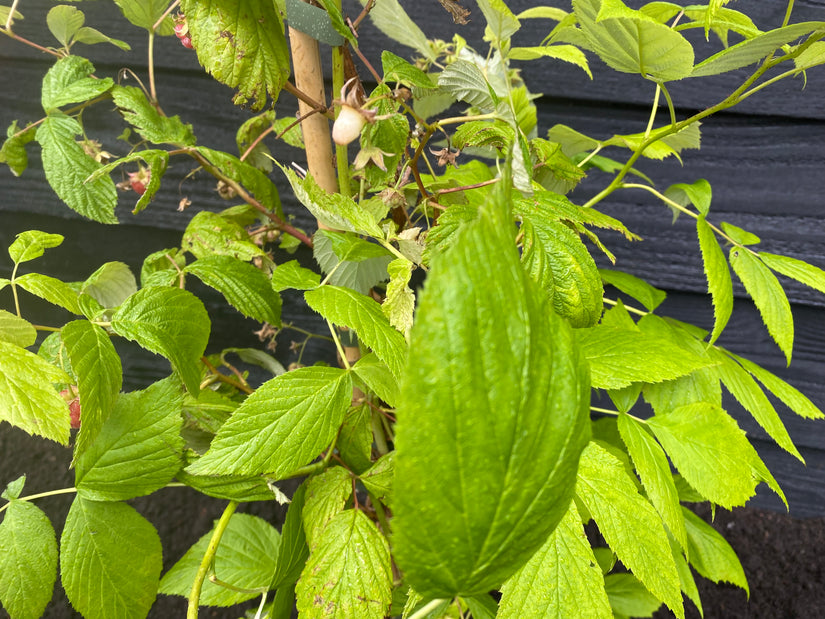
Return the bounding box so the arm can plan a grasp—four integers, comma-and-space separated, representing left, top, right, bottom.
271, 482, 309, 589
182, 210, 267, 262
382, 258, 415, 338
181, 0, 290, 109
729, 247, 794, 365
0, 120, 37, 177
759, 251, 825, 295
111, 86, 196, 146
74, 377, 184, 501
360, 452, 394, 508
81, 261, 137, 309
697, 217, 733, 345
60, 497, 162, 619
0, 341, 72, 443
599, 268, 666, 312
13, 273, 81, 315
336, 404, 374, 474
158, 513, 280, 606
88, 149, 169, 215
604, 572, 663, 618
666, 179, 712, 217
62, 320, 122, 460
382, 51, 437, 89
185, 255, 281, 325
682, 507, 748, 594
731, 352, 823, 419
438, 60, 497, 111
509, 44, 592, 77
0, 310, 37, 348
312, 230, 393, 295
352, 352, 400, 407
196, 147, 282, 215
578, 324, 717, 389
111, 287, 210, 395
296, 510, 392, 619
647, 402, 764, 509
302, 466, 353, 549
617, 413, 687, 552
35, 114, 118, 223
304, 285, 407, 380
8, 231, 62, 264
187, 367, 351, 477
41, 56, 113, 111
0, 499, 58, 619
498, 501, 611, 619
393, 197, 591, 598
576, 442, 683, 618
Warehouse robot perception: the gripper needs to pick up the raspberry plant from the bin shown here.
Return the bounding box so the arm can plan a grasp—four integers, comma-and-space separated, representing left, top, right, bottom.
1, 1, 824, 618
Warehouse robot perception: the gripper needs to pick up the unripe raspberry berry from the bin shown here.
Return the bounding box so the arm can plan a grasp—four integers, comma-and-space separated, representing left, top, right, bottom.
180, 35, 194, 49
174, 23, 187, 38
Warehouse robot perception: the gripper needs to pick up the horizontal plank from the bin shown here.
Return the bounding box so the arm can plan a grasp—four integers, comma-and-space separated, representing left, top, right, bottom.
2, 0, 823, 121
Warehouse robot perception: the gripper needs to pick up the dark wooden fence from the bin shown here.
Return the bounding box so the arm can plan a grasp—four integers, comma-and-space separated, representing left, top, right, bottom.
1, 0, 823, 531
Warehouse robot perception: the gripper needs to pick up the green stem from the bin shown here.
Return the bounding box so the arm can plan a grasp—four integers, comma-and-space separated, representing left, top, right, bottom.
10, 262, 21, 317
0, 487, 77, 515
188, 501, 238, 619
782, 0, 795, 27
32, 325, 62, 332
602, 297, 647, 317
331, 0, 351, 196
371, 410, 389, 456
591, 406, 647, 424
643, 83, 662, 140
327, 319, 352, 370
408, 599, 447, 619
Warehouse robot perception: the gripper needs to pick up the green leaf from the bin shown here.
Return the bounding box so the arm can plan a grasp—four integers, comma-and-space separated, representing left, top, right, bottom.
296, 509, 392, 619
0, 500, 58, 619
731, 352, 823, 419
187, 367, 351, 477
438, 60, 497, 112
794, 40, 825, 71
272, 482, 309, 589
666, 179, 712, 217
668, 533, 702, 617
196, 147, 282, 215
648, 402, 763, 509
72, 26, 131, 51
159, 513, 280, 606
576, 442, 683, 618
271, 259, 320, 292
475, 0, 521, 41
41, 56, 113, 111
360, 452, 394, 508
75, 377, 183, 501
182, 210, 267, 262
691, 21, 825, 77
604, 572, 663, 618
759, 251, 825, 295
352, 352, 400, 407
111, 287, 210, 395
518, 215, 604, 327
176, 469, 276, 502
60, 497, 162, 619
313, 231, 393, 295
0, 340, 72, 443
578, 324, 717, 389
721, 221, 760, 246
62, 320, 122, 459
82, 261, 137, 309
46, 5, 85, 47
181, 0, 290, 109
729, 247, 794, 364
710, 348, 802, 461
0, 310, 37, 348
382, 51, 437, 88
393, 200, 591, 598
88, 150, 169, 214
304, 286, 407, 380
315, 0, 355, 45
302, 466, 353, 549
337, 404, 374, 474
8, 230, 63, 264
317, 230, 392, 264
356, 0, 435, 61
14, 272, 82, 314
682, 507, 748, 594
111, 85, 196, 146
0, 4, 22, 27
697, 217, 733, 345
509, 44, 592, 78
113, 0, 174, 34
599, 269, 666, 312
383, 258, 415, 338
185, 255, 281, 325
605, 123, 701, 162
617, 413, 687, 551
498, 500, 610, 619
1, 120, 37, 177
572, 0, 694, 81
35, 113, 118, 223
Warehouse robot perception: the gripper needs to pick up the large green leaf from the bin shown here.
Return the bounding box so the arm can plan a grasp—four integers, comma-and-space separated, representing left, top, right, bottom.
498, 501, 611, 619
475, 0, 521, 41
682, 507, 748, 593
185, 255, 281, 325
197, 147, 281, 215
81, 261, 137, 309
352, 352, 399, 407
8, 230, 64, 264
296, 510, 392, 619
271, 482, 309, 589
60, 498, 162, 619
437, 60, 497, 112
578, 324, 717, 389
304, 285, 407, 380
0, 498, 58, 619
648, 402, 764, 509
356, 0, 435, 61
393, 199, 591, 598
111, 287, 210, 396
731, 352, 823, 420
572, 0, 694, 81
302, 466, 353, 549
697, 217, 732, 345
75, 377, 184, 501
0, 340, 72, 443
617, 413, 686, 551
14, 273, 82, 314
35, 114, 118, 223
158, 513, 280, 606
599, 269, 666, 312
62, 320, 122, 459
187, 367, 352, 477
111, 86, 195, 146
312, 230, 393, 296
113, 0, 174, 33
576, 442, 683, 618
759, 251, 825, 295
691, 21, 825, 77
729, 247, 794, 365
182, 210, 267, 262
0, 310, 36, 348
181, 0, 290, 109
41, 56, 113, 111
